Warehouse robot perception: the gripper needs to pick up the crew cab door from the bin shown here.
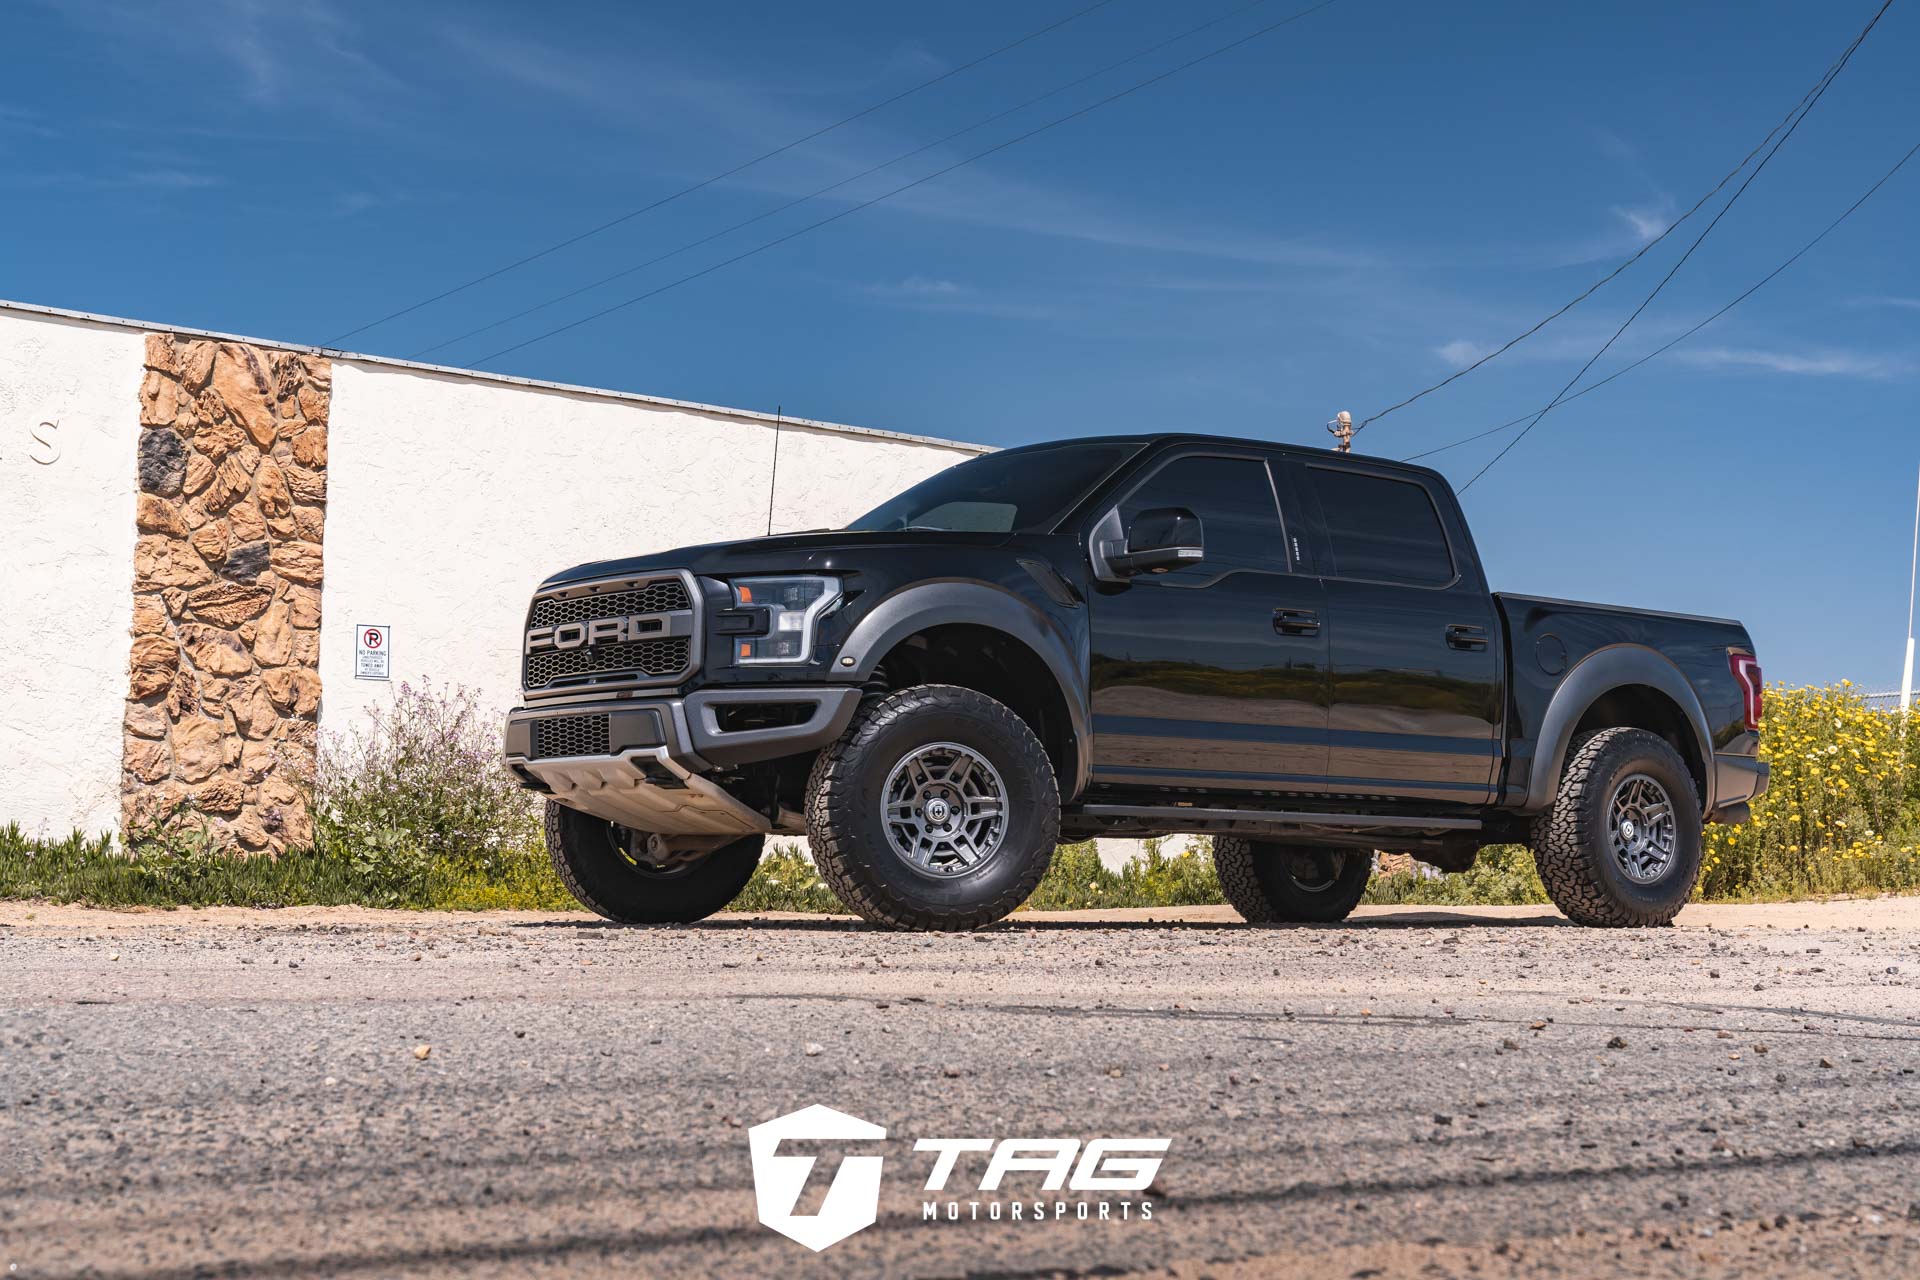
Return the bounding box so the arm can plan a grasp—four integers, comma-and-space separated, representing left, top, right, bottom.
1290, 459, 1501, 804
1086, 450, 1330, 793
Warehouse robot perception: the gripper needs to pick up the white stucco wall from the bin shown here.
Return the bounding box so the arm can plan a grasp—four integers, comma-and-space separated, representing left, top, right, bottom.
0, 310, 144, 837
317, 361, 981, 735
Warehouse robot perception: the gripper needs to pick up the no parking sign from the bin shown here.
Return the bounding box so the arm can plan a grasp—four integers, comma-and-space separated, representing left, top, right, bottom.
354, 623, 391, 680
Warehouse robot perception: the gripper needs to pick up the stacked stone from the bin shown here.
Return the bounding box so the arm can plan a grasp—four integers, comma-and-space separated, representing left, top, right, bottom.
122, 335, 331, 852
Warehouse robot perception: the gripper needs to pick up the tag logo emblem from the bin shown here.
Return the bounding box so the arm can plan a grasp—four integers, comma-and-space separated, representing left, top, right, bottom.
747, 1104, 886, 1252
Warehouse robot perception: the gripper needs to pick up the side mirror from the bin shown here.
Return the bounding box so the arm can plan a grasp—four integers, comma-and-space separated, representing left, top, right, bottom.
1111, 506, 1204, 576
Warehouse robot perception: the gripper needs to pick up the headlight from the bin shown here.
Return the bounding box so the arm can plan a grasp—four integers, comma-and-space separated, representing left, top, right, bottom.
728, 576, 841, 664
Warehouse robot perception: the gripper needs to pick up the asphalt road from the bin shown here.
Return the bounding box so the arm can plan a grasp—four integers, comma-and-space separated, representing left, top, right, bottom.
4, 898, 1919, 1279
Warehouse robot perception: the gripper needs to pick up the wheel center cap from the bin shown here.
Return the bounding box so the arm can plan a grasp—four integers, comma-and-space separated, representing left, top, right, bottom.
924, 797, 951, 824
1621, 817, 1638, 843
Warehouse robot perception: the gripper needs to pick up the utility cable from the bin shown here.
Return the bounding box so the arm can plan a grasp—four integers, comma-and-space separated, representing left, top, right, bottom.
1354, 28, 1866, 439
322, 0, 1123, 345
410, 0, 1284, 360
1457, 0, 1893, 493
465, 0, 1349, 368
1402, 136, 1919, 464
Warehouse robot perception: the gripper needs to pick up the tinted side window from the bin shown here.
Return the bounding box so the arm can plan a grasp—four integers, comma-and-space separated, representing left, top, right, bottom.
1307, 468, 1454, 585
1120, 455, 1285, 569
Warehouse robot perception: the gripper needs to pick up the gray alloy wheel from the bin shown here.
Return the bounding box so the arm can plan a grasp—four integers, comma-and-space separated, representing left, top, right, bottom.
881, 741, 1009, 877
806, 684, 1059, 931
1607, 773, 1678, 884
1530, 727, 1703, 927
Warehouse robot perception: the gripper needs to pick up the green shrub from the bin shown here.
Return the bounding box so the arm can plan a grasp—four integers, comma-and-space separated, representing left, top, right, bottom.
309, 679, 548, 905
0, 680, 570, 911
0, 825, 124, 902
1019, 837, 1222, 911
0, 816, 379, 908
727, 843, 846, 913
1701, 682, 1920, 898
1363, 844, 1547, 906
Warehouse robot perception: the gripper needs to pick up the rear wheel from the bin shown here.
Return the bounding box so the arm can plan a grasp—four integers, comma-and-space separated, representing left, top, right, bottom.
1214, 838, 1371, 923
1528, 727, 1703, 926
806, 684, 1059, 931
545, 801, 763, 924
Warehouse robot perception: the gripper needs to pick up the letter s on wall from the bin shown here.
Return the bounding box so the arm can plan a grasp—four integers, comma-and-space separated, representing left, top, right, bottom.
29, 420, 60, 465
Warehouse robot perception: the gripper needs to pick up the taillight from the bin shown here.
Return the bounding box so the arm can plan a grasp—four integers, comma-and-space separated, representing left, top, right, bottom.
1728, 651, 1763, 732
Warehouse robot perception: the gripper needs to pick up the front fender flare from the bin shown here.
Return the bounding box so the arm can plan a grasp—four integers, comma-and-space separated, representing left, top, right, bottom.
1521, 643, 1714, 814
833, 579, 1091, 798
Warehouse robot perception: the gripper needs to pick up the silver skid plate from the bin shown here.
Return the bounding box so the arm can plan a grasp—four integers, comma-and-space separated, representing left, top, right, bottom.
523, 747, 770, 836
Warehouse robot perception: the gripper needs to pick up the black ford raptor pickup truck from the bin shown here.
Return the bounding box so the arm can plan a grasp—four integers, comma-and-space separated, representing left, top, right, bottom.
504, 433, 1767, 931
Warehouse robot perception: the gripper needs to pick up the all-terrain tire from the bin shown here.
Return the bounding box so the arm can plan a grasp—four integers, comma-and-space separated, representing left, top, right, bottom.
1213, 838, 1371, 924
805, 684, 1059, 931
545, 801, 763, 924
1528, 727, 1703, 927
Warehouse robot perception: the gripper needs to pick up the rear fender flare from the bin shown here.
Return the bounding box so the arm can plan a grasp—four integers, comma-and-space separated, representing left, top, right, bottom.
1522, 643, 1714, 814
833, 579, 1091, 798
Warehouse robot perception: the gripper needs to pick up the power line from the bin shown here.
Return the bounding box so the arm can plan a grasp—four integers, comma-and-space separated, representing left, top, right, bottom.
322, 0, 1124, 346
1404, 135, 1920, 465
411, 0, 1285, 360
1456, 0, 1893, 494
1354, 32, 1863, 439
466, 0, 1349, 368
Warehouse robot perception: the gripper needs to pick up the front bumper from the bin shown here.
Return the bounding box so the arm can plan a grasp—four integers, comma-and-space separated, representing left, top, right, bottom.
503, 686, 860, 834
1708, 752, 1769, 825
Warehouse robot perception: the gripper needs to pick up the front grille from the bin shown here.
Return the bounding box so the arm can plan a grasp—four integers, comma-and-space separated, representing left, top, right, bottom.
529, 580, 690, 628
532, 714, 610, 759
523, 573, 697, 693
526, 637, 691, 690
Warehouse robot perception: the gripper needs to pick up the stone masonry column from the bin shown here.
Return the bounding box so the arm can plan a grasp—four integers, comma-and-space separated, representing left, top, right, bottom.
121, 335, 330, 852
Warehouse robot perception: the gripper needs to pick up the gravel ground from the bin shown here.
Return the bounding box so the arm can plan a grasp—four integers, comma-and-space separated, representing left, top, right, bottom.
3, 898, 1918, 1279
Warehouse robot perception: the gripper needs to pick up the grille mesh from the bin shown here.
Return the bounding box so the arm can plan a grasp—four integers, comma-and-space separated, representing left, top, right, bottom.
529, 580, 690, 627
532, 714, 610, 759
525, 637, 692, 690
524, 575, 695, 690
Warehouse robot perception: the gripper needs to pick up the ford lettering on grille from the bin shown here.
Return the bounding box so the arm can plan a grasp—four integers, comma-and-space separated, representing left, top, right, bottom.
522, 573, 698, 692
526, 614, 668, 652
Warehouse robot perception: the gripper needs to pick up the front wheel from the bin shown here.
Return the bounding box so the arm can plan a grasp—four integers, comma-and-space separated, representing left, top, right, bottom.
545, 802, 763, 924
805, 684, 1059, 931
1214, 838, 1371, 923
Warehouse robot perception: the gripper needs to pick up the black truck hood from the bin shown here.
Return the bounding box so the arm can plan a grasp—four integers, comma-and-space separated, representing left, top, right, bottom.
541, 529, 1010, 586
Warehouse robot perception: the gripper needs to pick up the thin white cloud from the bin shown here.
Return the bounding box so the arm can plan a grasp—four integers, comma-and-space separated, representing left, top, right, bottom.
6, 168, 225, 191
0, 104, 59, 138
1521, 194, 1674, 269
868, 276, 969, 298
1129, 274, 1294, 294
893, 176, 1374, 269
24, 0, 405, 113
1594, 129, 1643, 168
858, 276, 1054, 321
442, 22, 1377, 273
329, 190, 386, 217
1435, 339, 1492, 368
439, 24, 815, 150
1669, 346, 1914, 379
1613, 203, 1669, 242
1850, 295, 1920, 311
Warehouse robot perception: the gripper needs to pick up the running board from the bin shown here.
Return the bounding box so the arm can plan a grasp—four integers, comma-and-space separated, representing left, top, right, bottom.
1071, 804, 1482, 832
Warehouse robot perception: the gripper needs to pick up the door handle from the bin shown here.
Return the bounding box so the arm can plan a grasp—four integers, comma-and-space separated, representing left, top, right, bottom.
1274, 608, 1321, 636
1446, 624, 1488, 651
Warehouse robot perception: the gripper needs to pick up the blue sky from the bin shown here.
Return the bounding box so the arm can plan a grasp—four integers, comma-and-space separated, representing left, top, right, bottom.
3, 0, 1917, 688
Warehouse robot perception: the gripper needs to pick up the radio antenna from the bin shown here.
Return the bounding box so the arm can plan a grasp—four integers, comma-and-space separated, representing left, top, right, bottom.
765, 404, 783, 536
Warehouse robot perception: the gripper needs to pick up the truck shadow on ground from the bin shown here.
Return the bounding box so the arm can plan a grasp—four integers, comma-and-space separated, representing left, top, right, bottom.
528, 910, 1573, 933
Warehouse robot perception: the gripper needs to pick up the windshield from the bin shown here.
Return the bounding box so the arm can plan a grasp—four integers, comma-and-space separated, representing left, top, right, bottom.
846, 441, 1136, 534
